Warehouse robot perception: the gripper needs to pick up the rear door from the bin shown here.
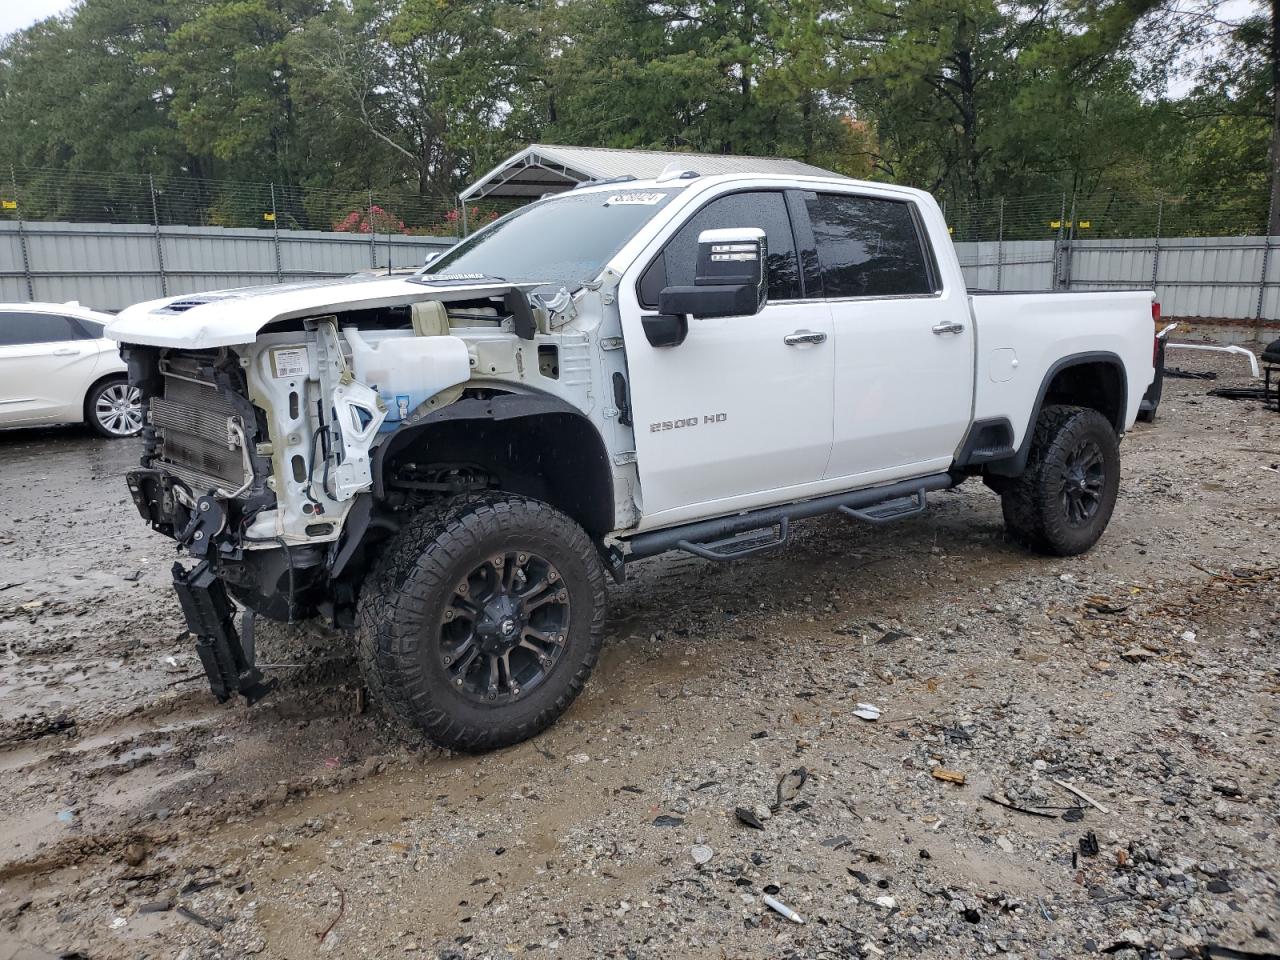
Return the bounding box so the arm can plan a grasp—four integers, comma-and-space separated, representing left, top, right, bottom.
0, 311, 103, 426
800, 191, 974, 483
620, 189, 835, 524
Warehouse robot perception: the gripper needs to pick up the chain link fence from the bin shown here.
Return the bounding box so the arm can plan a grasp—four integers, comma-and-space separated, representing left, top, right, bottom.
943, 190, 1267, 243
0, 166, 479, 237
943, 190, 1279, 327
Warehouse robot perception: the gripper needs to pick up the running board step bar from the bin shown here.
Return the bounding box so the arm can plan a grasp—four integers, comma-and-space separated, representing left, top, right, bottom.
677, 517, 790, 561
623, 473, 954, 563
838, 489, 928, 524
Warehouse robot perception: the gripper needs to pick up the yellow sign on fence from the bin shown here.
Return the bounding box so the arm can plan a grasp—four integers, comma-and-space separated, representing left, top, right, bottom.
263, 212, 275, 222
1, 200, 16, 210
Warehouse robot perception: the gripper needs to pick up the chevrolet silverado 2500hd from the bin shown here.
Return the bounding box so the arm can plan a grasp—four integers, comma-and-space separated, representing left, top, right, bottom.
107, 170, 1157, 751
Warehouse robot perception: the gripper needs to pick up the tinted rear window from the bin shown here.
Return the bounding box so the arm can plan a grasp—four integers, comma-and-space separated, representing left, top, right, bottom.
805, 194, 934, 298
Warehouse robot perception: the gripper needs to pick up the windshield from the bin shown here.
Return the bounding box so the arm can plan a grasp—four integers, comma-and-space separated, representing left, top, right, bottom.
417, 188, 680, 288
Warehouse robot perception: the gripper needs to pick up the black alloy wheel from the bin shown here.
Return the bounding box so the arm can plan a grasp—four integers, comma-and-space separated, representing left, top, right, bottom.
1058, 436, 1106, 527
440, 551, 571, 704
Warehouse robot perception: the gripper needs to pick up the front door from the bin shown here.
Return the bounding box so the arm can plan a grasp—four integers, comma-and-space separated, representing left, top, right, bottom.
799, 191, 975, 484
619, 189, 835, 526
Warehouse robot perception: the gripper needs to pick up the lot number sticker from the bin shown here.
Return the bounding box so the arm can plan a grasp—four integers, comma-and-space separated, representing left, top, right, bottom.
604, 193, 665, 206
271, 346, 309, 379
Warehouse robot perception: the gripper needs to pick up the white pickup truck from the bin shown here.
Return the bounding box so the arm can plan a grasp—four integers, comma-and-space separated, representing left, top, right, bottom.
107, 169, 1157, 751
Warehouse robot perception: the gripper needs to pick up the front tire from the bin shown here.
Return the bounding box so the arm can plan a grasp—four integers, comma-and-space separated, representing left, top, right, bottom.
1000, 405, 1121, 556
86, 377, 143, 438
358, 494, 607, 752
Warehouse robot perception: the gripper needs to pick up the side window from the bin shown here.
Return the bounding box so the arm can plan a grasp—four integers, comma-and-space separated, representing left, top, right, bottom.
0, 312, 84, 347
72, 317, 105, 339
639, 191, 802, 306
805, 193, 935, 299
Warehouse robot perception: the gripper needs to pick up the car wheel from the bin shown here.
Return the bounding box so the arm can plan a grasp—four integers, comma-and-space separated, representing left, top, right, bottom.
1000, 404, 1121, 557
358, 493, 608, 752
87, 377, 143, 438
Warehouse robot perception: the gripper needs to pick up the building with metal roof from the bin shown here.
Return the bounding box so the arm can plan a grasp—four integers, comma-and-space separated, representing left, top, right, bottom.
459, 144, 841, 202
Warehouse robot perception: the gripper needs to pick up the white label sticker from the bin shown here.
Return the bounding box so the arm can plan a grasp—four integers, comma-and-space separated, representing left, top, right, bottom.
271, 346, 308, 379
604, 192, 665, 206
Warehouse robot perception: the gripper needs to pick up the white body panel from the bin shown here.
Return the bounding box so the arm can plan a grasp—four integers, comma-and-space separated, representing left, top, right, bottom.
105, 276, 533, 349
969, 290, 1156, 446
819, 185, 975, 486
620, 298, 836, 523
0, 303, 125, 428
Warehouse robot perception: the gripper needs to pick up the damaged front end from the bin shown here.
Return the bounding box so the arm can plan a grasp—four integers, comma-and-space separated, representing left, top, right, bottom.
121, 343, 340, 703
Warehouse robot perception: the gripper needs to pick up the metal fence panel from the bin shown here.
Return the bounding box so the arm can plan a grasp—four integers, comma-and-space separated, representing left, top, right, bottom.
0, 221, 455, 312
5, 217, 1280, 327
1154, 238, 1263, 320
1066, 236, 1269, 320
954, 240, 1055, 291
959, 235, 1280, 324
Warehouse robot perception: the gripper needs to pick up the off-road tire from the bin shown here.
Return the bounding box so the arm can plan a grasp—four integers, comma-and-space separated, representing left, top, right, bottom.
1000, 404, 1120, 556
357, 493, 607, 752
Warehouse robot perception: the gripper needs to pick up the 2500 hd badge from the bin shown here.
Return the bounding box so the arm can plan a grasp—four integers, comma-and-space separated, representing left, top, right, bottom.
650, 412, 728, 432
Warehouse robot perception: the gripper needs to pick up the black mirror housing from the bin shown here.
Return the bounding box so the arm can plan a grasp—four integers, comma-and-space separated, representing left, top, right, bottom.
659, 227, 768, 320
658, 282, 763, 319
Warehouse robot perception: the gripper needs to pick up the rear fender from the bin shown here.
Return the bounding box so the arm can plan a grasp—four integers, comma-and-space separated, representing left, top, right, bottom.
984, 351, 1127, 478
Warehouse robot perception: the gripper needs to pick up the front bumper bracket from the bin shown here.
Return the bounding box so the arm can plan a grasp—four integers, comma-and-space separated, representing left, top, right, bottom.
172, 561, 276, 705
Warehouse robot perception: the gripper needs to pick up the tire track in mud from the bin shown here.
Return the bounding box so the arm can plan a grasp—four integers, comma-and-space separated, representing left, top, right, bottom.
2, 360, 1278, 957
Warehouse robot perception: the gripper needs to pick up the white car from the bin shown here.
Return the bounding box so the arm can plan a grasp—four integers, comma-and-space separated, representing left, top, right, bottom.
0, 302, 142, 438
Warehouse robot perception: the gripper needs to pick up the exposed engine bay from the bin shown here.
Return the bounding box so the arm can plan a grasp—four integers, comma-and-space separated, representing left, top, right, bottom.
115, 281, 635, 703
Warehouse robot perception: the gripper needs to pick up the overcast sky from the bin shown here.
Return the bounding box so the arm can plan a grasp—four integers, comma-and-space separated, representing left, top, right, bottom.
1, 0, 75, 37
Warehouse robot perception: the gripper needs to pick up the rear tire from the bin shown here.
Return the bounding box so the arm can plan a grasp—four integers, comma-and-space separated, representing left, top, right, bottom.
1000, 405, 1120, 556
357, 494, 607, 752
86, 376, 143, 438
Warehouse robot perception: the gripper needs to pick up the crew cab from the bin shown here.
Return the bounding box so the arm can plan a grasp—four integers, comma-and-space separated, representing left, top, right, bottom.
106, 169, 1157, 751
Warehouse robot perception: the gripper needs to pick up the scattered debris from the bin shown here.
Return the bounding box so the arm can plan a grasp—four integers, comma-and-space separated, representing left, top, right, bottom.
316, 884, 345, 943
762, 893, 805, 925
852, 703, 882, 721
176, 905, 225, 932
930, 768, 966, 785
1051, 778, 1110, 814
1121, 645, 1160, 662
983, 794, 1059, 819
1079, 832, 1100, 857
652, 814, 685, 827
121, 842, 147, 867
734, 806, 765, 830
689, 844, 713, 865
772, 767, 808, 811
1211, 779, 1244, 799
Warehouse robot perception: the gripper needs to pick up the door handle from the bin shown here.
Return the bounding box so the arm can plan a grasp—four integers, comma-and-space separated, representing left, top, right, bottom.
931, 320, 965, 336
51, 347, 80, 356
784, 330, 827, 346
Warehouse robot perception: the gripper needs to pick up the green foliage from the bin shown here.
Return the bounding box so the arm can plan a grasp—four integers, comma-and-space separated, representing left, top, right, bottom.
0, 0, 1270, 230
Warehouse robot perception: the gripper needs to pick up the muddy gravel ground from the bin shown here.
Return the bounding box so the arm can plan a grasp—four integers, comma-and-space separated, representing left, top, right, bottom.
1, 353, 1278, 960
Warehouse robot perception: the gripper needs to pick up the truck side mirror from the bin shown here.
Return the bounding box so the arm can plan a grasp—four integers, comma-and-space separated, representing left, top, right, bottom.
657, 227, 768, 320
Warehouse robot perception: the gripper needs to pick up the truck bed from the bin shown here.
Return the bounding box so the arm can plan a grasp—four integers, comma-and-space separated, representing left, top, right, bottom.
968, 289, 1156, 449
